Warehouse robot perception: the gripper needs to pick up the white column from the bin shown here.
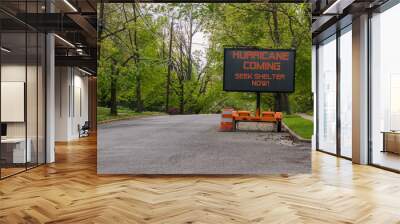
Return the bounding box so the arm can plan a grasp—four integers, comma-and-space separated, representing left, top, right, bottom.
312, 45, 317, 150
55, 67, 74, 141
352, 14, 369, 164
46, 32, 55, 163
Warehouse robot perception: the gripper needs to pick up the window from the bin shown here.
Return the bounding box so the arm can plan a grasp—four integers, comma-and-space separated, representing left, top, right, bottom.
339, 26, 352, 158
0, 2, 46, 179
317, 35, 337, 154
370, 3, 400, 171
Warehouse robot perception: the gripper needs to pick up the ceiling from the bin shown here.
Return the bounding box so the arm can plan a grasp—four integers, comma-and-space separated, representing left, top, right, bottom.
0, 0, 97, 74
311, 0, 389, 41
102, 0, 307, 2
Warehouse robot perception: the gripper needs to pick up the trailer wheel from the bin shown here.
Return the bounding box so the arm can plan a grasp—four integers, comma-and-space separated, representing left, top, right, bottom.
277, 121, 282, 132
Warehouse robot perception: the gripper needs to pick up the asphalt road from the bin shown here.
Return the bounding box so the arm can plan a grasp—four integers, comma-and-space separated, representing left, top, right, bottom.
98, 114, 311, 174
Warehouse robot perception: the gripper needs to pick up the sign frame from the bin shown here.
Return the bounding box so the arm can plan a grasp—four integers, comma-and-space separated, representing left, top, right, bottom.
223, 47, 296, 93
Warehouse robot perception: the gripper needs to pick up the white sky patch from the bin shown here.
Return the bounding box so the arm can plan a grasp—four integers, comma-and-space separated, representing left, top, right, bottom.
192, 31, 209, 68
142, 3, 210, 68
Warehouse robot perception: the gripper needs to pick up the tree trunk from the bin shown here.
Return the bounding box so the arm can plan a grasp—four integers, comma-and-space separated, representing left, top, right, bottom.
179, 80, 184, 114
110, 63, 118, 116
187, 7, 193, 80
133, 3, 143, 112
135, 72, 143, 112
97, 2, 105, 61
270, 5, 290, 114
274, 93, 290, 113
166, 19, 174, 113
271, 5, 281, 47
283, 93, 291, 114
179, 42, 185, 114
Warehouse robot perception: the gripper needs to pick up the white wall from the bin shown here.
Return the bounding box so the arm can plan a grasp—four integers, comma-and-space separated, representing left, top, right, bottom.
55, 67, 89, 141
1, 64, 26, 142
55, 66, 70, 141
76, 71, 89, 138
1, 63, 46, 164
312, 45, 317, 150
72, 72, 89, 138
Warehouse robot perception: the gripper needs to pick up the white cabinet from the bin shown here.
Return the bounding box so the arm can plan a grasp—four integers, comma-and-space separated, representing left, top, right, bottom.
1, 138, 32, 163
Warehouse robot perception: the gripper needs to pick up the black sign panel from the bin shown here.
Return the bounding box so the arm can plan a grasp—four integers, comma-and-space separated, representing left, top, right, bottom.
223, 48, 296, 92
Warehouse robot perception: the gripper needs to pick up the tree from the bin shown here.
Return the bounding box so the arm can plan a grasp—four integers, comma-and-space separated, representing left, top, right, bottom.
98, 3, 312, 116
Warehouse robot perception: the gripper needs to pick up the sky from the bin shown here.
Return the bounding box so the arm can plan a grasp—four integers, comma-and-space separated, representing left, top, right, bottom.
192, 31, 209, 67
144, 3, 210, 68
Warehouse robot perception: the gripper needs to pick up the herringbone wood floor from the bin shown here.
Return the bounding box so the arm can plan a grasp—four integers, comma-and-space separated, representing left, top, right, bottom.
1, 135, 400, 224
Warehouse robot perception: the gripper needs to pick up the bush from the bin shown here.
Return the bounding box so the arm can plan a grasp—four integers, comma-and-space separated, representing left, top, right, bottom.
167, 107, 180, 115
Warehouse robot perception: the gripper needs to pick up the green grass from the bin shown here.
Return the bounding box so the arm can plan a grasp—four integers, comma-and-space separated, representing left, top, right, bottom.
305, 111, 314, 116
97, 107, 165, 123
283, 114, 313, 140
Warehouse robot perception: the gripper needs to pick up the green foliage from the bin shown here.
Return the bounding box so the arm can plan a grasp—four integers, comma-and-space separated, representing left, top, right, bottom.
283, 115, 313, 139
98, 3, 313, 115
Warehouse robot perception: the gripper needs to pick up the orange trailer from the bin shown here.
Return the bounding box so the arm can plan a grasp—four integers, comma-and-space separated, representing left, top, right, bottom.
220, 92, 283, 132
232, 110, 283, 132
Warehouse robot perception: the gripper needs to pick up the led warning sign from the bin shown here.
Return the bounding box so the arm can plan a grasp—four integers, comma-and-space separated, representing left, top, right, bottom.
223, 48, 296, 92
